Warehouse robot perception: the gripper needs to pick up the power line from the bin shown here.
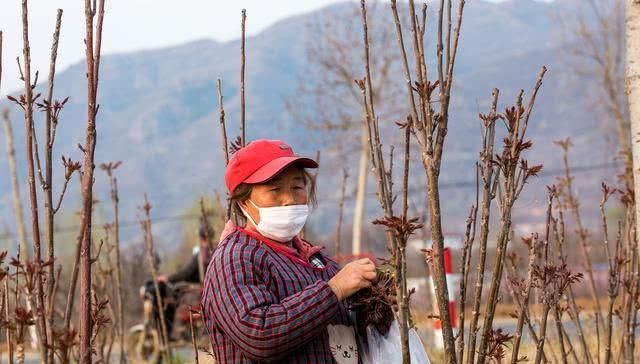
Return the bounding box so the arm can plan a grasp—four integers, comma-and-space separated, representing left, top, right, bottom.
0, 161, 621, 241
316, 161, 619, 204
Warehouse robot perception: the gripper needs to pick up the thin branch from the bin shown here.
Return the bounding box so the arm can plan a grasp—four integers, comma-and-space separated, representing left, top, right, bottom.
78, 1, 106, 361
99, 161, 125, 363
466, 88, 499, 364
509, 236, 538, 364
408, 0, 425, 132
240, 9, 246, 146
217, 79, 229, 165
335, 168, 348, 259
476, 68, 546, 363
436, 0, 445, 98
551, 194, 593, 364
553, 307, 569, 364
189, 307, 199, 364
20, 1, 49, 361
389, 0, 420, 132
53, 178, 71, 214
455, 200, 477, 364
360, 2, 413, 362
42, 12, 63, 363
519, 66, 547, 141
4, 269, 14, 364
444, 0, 466, 97
556, 136, 605, 353
30, 122, 46, 190
141, 195, 173, 361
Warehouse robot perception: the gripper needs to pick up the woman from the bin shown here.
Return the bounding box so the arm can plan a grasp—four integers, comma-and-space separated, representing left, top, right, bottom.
201, 139, 376, 363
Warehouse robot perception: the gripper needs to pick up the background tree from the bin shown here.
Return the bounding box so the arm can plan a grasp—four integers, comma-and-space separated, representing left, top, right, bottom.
1, 110, 29, 262
287, 2, 401, 256
628, 0, 640, 228
558, 0, 631, 184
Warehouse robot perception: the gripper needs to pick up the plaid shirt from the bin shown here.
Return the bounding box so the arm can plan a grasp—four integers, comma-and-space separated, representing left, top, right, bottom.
201, 228, 352, 363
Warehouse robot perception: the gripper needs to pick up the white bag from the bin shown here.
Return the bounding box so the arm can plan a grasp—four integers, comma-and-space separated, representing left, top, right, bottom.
358, 320, 431, 364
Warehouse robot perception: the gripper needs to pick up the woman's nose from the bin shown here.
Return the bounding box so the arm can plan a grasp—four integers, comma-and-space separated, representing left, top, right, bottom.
281, 191, 295, 206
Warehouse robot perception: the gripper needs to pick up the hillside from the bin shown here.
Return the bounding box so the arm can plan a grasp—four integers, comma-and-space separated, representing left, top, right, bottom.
0, 0, 620, 249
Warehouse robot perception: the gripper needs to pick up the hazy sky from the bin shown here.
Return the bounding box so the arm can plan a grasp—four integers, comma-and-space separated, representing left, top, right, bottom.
0, 0, 541, 95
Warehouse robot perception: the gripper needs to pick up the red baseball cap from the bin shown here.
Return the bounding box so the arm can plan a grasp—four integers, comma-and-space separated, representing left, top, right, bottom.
224, 139, 318, 193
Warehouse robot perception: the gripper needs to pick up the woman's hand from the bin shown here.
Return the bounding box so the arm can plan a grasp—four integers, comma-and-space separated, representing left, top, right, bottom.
328, 258, 377, 301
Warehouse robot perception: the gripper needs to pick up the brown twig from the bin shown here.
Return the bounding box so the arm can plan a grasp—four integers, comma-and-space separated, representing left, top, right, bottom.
476, 67, 546, 364
532, 212, 584, 364
601, 184, 620, 364
189, 306, 199, 364
53, 156, 79, 214
141, 195, 172, 361
240, 9, 246, 147
617, 187, 637, 363
335, 168, 349, 259
533, 275, 552, 364
509, 235, 538, 364
533, 263, 584, 364
46, 264, 61, 333
389, 1, 468, 361
552, 190, 593, 364
622, 211, 638, 364
91, 234, 116, 364
553, 306, 569, 364
506, 249, 555, 364
396, 120, 412, 363
12, 250, 22, 364
466, 88, 500, 364
19, 1, 49, 361
389, 0, 419, 131
455, 202, 477, 364
78, 0, 106, 362
407, 0, 425, 132
62, 217, 82, 362
4, 268, 14, 364
217, 79, 233, 222
217, 79, 229, 165
360, 2, 413, 362
99, 161, 125, 363
358, 5, 391, 217
555, 137, 605, 348
30, 122, 45, 188
42, 12, 63, 362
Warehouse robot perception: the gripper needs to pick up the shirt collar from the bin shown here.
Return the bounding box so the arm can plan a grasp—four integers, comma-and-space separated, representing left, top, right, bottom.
237, 227, 324, 261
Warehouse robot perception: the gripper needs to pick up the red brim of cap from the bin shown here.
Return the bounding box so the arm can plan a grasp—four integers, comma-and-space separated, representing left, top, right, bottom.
244, 156, 318, 185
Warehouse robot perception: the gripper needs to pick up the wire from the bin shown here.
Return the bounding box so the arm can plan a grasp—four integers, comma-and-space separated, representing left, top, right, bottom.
0, 161, 620, 241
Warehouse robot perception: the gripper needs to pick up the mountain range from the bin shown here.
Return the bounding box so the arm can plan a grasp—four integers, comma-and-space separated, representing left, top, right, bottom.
0, 0, 622, 250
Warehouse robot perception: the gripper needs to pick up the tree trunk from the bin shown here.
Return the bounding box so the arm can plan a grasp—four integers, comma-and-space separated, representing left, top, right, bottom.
352, 121, 369, 255
2, 112, 30, 261
629, 0, 640, 229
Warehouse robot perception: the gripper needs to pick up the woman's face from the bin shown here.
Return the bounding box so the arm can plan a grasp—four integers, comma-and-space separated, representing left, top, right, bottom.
241, 166, 309, 226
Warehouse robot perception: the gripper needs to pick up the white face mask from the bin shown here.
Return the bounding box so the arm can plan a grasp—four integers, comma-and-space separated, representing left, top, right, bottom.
241, 200, 309, 242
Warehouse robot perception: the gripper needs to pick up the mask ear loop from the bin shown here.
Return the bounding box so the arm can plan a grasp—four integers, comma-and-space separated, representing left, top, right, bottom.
239, 201, 259, 229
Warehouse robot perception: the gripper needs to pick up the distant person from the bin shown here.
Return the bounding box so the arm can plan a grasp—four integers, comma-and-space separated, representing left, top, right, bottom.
158, 221, 214, 284
201, 139, 376, 363
156, 221, 214, 339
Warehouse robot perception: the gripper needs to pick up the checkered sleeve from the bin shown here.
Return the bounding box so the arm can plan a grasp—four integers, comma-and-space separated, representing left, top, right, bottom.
205, 238, 340, 361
